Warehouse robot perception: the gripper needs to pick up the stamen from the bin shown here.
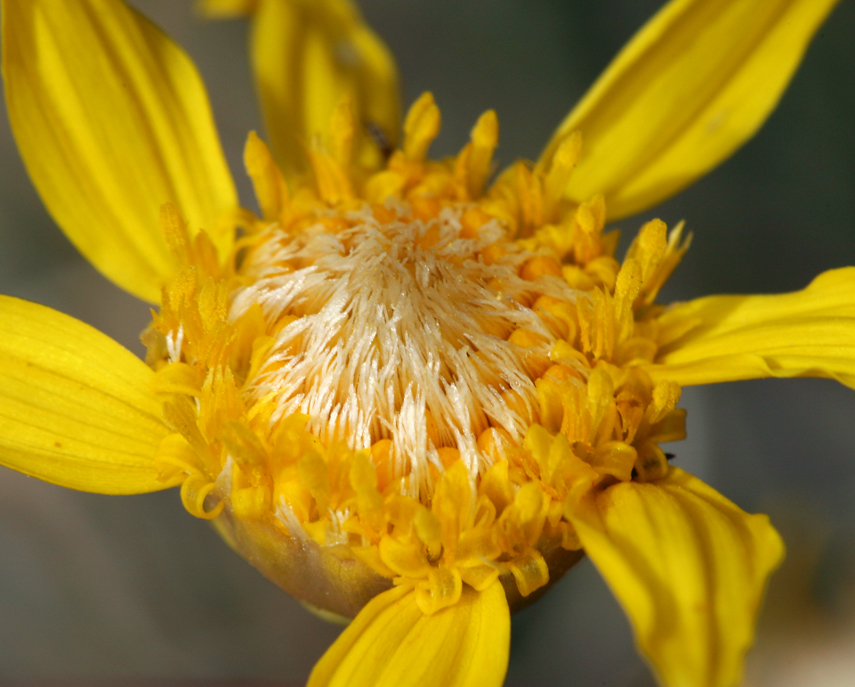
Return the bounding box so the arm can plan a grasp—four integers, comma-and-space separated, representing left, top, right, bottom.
463, 109, 499, 198
403, 92, 441, 162
543, 130, 581, 217
245, 132, 289, 221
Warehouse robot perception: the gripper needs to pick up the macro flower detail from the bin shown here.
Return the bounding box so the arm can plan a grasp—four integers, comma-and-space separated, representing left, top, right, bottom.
0, 0, 850, 686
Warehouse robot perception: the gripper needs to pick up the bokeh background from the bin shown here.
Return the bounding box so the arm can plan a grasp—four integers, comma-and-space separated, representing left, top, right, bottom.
1, 1, 855, 685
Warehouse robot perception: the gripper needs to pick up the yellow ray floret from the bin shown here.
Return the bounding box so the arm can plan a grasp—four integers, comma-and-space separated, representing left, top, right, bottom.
570, 468, 785, 687
0, 296, 173, 494
541, 0, 842, 220
204, 0, 400, 175
2, 0, 237, 303
308, 581, 510, 687
651, 267, 855, 388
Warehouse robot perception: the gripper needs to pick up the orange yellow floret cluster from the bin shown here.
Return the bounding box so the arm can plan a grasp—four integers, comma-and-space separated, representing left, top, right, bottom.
143, 93, 690, 616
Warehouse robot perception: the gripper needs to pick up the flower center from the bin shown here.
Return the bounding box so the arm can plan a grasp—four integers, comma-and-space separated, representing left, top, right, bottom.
145, 97, 691, 619
233, 201, 577, 495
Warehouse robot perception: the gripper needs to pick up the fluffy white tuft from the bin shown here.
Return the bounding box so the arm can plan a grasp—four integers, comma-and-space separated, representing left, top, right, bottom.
231, 203, 579, 492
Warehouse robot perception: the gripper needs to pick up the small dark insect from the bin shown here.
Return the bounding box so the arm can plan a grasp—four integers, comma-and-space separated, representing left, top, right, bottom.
366, 120, 393, 160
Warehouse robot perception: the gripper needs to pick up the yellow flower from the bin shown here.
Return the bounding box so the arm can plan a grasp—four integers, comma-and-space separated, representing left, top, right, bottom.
0, 0, 850, 686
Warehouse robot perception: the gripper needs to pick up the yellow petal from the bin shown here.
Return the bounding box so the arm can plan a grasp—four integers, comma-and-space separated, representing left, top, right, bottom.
0, 297, 172, 494
540, 0, 840, 220
308, 582, 510, 687
2, 0, 237, 303
244, 131, 289, 222
249, 0, 400, 175
570, 468, 784, 687
651, 267, 855, 388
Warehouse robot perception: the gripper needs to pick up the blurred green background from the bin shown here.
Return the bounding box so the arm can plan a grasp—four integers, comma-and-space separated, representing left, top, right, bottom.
1, 1, 854, 685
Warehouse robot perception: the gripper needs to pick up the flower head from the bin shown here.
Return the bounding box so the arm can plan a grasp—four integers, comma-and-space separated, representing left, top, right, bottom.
0, 0, 851, 686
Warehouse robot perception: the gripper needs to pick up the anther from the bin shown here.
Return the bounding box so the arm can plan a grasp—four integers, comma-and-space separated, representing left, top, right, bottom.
466, 109, 499, 198
403, 92, 441, 162
370, 439, 394, 491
